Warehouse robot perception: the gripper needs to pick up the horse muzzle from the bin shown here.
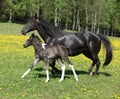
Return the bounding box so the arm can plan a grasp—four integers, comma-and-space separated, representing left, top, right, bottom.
21, 30, 27, 35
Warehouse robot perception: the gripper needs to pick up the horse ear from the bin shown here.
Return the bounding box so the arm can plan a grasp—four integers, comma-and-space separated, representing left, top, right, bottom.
34, 14, 39, 19
33, 14, 37, 18
31, 33, 35, 37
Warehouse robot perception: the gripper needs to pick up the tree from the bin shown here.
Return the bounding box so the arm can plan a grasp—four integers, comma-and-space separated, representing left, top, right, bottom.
1, 0, 120, 36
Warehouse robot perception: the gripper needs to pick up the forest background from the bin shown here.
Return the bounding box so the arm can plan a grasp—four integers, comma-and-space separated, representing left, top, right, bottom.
0, 0, 120, 36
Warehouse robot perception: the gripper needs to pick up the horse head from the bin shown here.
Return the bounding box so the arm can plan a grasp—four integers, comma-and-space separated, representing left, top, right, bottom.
21, 16, 39, 35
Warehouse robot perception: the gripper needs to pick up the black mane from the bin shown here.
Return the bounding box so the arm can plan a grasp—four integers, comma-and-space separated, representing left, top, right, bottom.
38, 17, 65, 38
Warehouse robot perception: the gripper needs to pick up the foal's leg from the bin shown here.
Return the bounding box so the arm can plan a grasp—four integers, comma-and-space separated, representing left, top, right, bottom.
58, 59, 66, 82
44, 59, 50, 82
64, 58, 78, 81
60, 51, 78, 81
21, 58, 40, 78
69, 64, 78, 81
49, 59, 60, 74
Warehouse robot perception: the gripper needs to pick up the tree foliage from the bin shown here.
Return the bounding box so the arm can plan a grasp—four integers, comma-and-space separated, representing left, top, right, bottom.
0, 0, 120, 36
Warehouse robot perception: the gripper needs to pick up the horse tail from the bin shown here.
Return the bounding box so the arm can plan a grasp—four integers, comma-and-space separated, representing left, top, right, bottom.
97, 33, 112, 67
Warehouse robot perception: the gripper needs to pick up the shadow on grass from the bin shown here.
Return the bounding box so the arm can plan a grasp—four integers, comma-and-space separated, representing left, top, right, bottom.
34, 67, 43, 72
99, 72, 112, 76
34, 68, 112, 79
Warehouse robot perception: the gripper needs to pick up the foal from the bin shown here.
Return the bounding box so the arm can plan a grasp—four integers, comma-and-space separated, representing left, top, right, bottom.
21, 34, 78, 82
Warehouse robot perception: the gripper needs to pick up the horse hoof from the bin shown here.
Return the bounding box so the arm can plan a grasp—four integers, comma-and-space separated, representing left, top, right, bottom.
59, 79, 63, 82
21, 75, 26, 78
45, 79, 49, 83
94, 72, 99, 76
90, 72, 99, 76
21, 76, 24, 78
89, 72, 93, 76
76, 78, 79, 81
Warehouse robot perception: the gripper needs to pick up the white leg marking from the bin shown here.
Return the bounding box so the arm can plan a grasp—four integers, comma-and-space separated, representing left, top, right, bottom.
45, 70, 49, 82
21, 58, 39, 78
58, 59, 66, 82
21, 68, 31, 78
69, 64, 78, 81
33, 58, 39, 65
59, 65, 66, 82
90, 72, 93, 76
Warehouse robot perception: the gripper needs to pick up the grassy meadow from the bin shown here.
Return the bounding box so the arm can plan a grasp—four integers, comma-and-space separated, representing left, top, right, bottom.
0, 22, 120, 99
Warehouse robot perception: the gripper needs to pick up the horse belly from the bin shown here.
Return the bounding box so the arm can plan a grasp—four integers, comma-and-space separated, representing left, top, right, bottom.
47, 50, 58, 59
68, 47, 86, 56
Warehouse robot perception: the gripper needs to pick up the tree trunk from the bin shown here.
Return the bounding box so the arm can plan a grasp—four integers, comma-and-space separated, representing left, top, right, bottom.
54, 1, 58, 27
93, 10, 97, 33
76, 9, 80, 31
65, 19, 68, 30
72, 6, 76, 31
36, 0, 40, 18
91, 14, 94, 32
109, 25, 114, 36
85, 0, 88, 32
9, 9, 12, 23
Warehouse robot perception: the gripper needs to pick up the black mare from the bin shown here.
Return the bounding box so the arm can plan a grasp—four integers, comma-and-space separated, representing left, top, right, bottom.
21, 17, 112, 75
21, 33, 78, 82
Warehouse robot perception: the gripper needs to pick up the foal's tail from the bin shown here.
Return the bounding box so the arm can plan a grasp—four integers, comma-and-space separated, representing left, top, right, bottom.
97, 33, 113, 67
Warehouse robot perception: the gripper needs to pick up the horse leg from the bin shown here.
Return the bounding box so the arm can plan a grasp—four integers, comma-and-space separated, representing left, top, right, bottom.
21, 58, 40, 78
88, 52, 100, 76
94, 56, 100, 75
83, 51, 100, 75
58, 59, 66, 82
83, 51, 95, 75
49, 59, 60, 74
44, 59, 50, 82
89, 41, 101, 75
88, 62, 95, 75
63, 57, 78, 81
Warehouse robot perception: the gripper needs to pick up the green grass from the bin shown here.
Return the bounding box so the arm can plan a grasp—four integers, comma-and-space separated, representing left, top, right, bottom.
0, 22, 22, 35
0, 22, 120, 99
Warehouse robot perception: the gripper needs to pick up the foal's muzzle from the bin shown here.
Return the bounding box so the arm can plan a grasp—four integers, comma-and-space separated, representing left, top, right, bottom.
23, 44, 27, 48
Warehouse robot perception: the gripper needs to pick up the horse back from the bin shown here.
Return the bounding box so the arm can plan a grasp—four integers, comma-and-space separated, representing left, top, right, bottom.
44, 44, 68, 59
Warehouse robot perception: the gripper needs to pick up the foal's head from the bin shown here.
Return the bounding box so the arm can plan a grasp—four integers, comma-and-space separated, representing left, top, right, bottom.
23, 33, 41, 48
23, 33, 35, 48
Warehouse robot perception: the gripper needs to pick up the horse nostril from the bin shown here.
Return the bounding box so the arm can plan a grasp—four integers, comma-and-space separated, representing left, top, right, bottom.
22, 33, 25, 35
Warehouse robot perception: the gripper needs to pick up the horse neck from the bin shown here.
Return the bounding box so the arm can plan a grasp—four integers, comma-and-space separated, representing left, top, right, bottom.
37, 24, 51, 43
40, 18, 64, 38
32, 39, 44, 53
